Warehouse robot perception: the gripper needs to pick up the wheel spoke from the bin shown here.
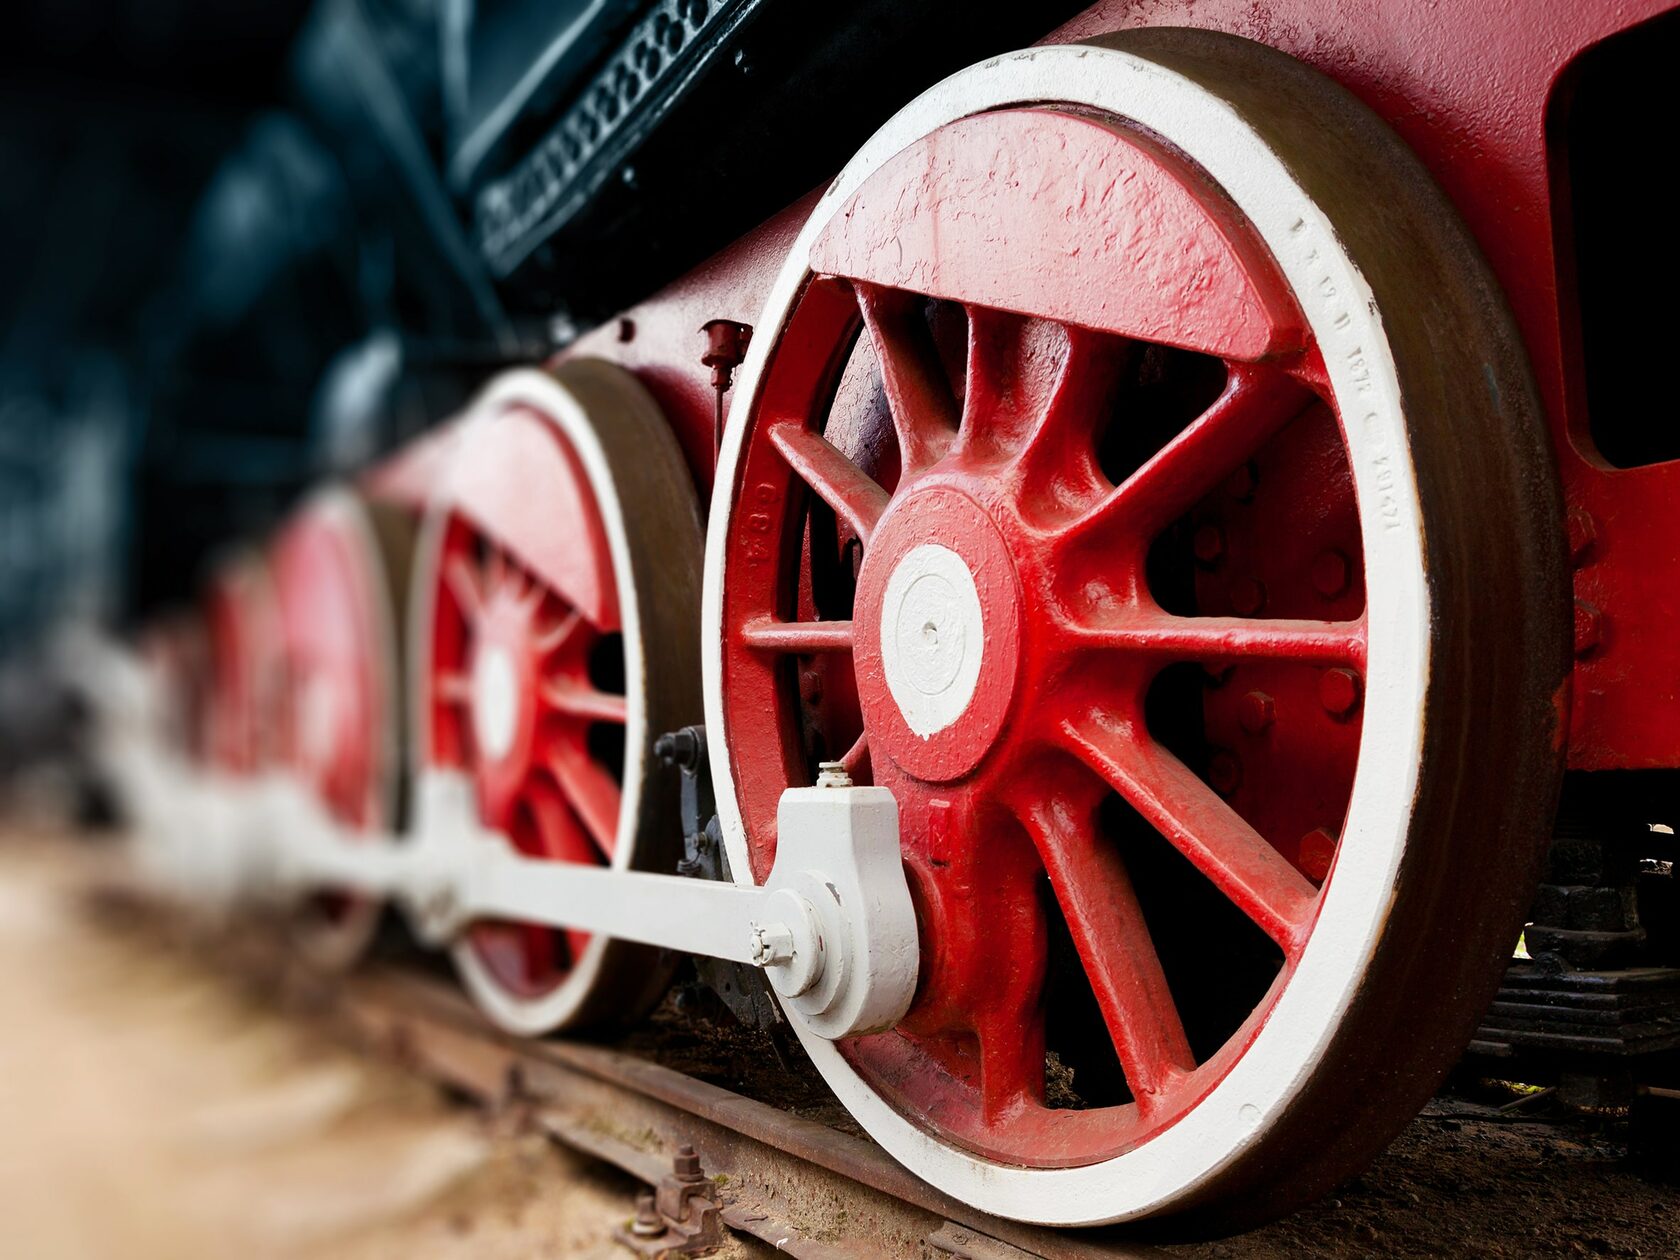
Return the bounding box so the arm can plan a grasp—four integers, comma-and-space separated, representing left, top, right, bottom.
540, 681, 628, 725
956, 307, 1038, 460
959, 310, 1126, 476
839, 730, 870, 779
856, 281, 958, 475
767, 422, 890, 546
1060, 707, 1316, 953
534, 608, 584, 656
434, 671, 472, 704
977, 1016, 1048, 1124
1012, 325, 1131, 486
1066, 611, 1367, 670
444, 555, 486, 621
544, 740, 620, 857
1014, 782, 1195, 1105
1062, 365, 1311, 547
485, 543, 511, 595
511, 566, 542, 612
739, 617, 854, 654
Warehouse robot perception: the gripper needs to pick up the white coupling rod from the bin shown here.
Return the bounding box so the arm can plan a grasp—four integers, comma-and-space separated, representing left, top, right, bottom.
265, 771, 919, 1041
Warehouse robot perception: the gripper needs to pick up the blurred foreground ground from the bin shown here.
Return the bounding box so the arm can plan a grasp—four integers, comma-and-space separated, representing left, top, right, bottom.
0, 832, 769, 1260
1, 829, 1676, 1259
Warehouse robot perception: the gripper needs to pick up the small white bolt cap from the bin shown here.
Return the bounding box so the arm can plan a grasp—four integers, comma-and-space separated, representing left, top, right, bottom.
747, 921, 796, 966
815, 761, 852, 788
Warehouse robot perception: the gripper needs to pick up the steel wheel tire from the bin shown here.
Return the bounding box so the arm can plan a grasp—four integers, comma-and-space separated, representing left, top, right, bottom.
412, 360, 703, 1035
702, 31, 1569, 1226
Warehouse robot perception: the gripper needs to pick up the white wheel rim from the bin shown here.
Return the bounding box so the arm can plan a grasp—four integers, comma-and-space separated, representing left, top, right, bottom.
702, 43, 1430, 1225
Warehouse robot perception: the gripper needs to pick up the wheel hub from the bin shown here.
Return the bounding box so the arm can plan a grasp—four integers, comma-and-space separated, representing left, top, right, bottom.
854, 486, 1022, 782
471, 641, 521, 764
880, 544, 981, 733
463, 590, 545, 823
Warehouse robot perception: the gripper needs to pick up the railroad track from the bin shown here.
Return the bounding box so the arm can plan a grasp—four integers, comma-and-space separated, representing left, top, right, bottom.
76, 873, 1680, 1259
326, 970, 1160, 1260
92, 886, 1154, 1260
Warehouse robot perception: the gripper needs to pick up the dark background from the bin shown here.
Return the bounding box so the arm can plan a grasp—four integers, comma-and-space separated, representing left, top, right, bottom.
0, 0, 1084, 656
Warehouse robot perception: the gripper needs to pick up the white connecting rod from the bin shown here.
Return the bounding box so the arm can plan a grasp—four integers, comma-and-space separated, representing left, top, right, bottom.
243, 769, 918, 1041
273, 779, 781, 966
80, 633, 919, 1042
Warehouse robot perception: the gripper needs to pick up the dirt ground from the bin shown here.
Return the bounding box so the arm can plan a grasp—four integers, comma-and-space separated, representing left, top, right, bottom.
2, 829, 1677, 1259
0, 832, 771, 1260
1169, 1094, 1678, 1258
611, 978, 1680, 1259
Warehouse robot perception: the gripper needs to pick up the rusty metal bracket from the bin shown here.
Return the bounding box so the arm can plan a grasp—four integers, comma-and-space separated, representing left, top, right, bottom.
615, 1143, 726, 1257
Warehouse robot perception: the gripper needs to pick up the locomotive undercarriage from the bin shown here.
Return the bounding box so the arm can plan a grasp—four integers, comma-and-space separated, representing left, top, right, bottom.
98, 0, 1680, 1236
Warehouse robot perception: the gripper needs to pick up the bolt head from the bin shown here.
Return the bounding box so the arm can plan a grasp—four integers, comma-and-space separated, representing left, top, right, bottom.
631, 1190, 664, 1236
1207, 751, 1241, 795
815, 760, 852, 789
1299, 828, 1337, 883
1320, 668, 1363, 719
1192, 523, 1226, 566
673, 1145, 702, 1179
1574, 600, 1603, 657
1567, 507, 1597, 566
1311, 549, 1352, 599
1238, 690, 1275, 734
1229, 577, 1267, 617
1224, 460, 1259, 502
747, 921, 795, 966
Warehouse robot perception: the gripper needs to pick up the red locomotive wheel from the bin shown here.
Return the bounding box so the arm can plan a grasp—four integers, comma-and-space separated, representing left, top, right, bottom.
704, 32, 1569, 1225
414, 360, 702, 1035
203, 553, 285, 776
270, 488, 414, 968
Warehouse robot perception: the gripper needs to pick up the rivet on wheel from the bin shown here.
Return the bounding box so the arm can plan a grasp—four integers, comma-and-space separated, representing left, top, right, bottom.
1299, 828, 1338, 883
1319, 668, 1363, 718
1229, 577, 1267, 617
1573, 599, 1603, 658
1311, 548, 1351, 599
1207, 750, 1242, 796
1567, 507, 1597, 567
1192, 523, 1226, 567
1238, 691, 1275, 734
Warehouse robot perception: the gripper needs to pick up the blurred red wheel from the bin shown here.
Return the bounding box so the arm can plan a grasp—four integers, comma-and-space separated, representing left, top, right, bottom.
203, 554, 284, 776
414, 361, 702, 1034
270, 488, 414, 967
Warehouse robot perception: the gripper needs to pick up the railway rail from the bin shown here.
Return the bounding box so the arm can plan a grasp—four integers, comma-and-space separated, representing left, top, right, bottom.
129, 897, 1154, 1260
78, 873, 1680, 1260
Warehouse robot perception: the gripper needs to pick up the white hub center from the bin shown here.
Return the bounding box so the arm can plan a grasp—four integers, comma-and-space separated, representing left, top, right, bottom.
471, 644, 520, 762
879, 543, 985, 738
